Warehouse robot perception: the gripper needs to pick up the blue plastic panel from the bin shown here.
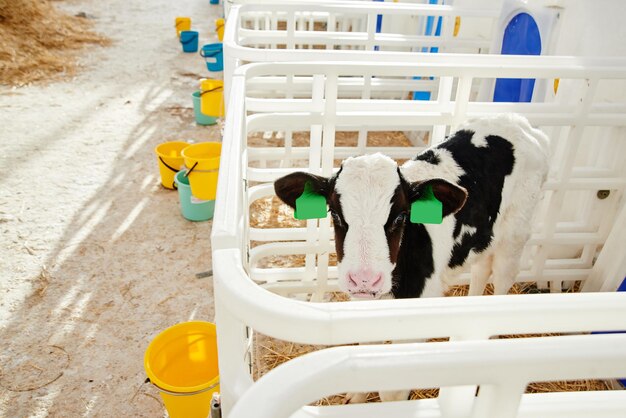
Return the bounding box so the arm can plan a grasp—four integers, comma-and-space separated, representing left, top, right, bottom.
494, 12, 542, 102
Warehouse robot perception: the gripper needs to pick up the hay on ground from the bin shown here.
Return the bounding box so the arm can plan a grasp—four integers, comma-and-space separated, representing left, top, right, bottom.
248, 130, 413, 149
0, 0, 110, 86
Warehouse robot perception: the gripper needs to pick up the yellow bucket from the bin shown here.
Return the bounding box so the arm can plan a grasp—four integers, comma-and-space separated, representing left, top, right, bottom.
216, 18, 225, 42
182, 142, 222, 201
155, 141, 189, 189
175, 17, 191, 37
144, 321, 220, 418
200, 79, 225, 118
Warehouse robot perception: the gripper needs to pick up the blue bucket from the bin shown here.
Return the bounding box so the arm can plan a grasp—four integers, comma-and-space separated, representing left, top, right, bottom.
192, 91, 217, 125
210, 0, 219, 4
200, 43, 223, 72
180, 31, 199, 53
175, 170, 215, 222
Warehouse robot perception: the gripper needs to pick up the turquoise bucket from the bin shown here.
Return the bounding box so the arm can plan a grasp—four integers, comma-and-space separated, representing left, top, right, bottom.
175, 170, 215, 222
192, 91, 217, 125
200, 43, 224, 72
180, 31, 199, 53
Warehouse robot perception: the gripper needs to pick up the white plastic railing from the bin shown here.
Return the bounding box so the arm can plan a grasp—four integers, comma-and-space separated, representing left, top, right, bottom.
223, 1, 501, 99
224, 0, 366, 18
229, 334, 626, 418
215, 249, 626, 345
214, 248, 626, 416
212, 58, 626, 416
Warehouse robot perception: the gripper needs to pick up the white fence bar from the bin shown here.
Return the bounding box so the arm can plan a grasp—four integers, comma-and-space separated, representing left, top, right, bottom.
214, 248, 626, 345
229, 334, 626, 418
223, 1, 502, 99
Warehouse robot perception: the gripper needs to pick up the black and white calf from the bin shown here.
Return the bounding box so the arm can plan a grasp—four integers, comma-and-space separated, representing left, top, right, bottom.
275, 114, 549, 300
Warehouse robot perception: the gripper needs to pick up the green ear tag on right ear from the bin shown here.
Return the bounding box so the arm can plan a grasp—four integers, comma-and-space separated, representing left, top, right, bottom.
410, 185, 443, 224
294, 181, 327, 220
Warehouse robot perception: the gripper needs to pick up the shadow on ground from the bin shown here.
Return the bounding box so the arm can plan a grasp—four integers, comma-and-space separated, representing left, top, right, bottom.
0, 74, 221, 417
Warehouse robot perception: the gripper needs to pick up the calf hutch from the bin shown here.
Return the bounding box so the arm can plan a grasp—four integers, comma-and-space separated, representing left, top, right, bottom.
210, 56, 626, 418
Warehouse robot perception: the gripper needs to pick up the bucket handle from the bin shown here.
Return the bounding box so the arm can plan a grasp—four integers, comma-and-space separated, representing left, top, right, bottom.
200, 86, 223, 95
146, 377, 219, 396
200, 49, 222, 59
184, 161, 198, 177
158, 156, 179, 189
180, 34, 198, 45
184, 162, 219, 177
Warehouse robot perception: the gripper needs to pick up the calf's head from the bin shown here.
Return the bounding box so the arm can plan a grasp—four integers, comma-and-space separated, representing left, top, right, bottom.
274, 154, 467, 299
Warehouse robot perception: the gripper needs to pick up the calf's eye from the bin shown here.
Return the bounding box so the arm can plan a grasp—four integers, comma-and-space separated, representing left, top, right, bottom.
393, 212, 407, 227
330, 211, 343, 227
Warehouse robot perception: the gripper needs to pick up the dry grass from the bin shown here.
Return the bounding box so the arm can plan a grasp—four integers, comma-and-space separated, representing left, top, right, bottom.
0, 0, 110, 86
250, 196, 304, 230
526, 380, 610, 393
248, 130, 413, 149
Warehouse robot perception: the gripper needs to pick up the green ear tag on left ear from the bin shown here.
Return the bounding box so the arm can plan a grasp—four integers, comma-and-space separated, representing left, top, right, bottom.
410, 185, 443, 224
294, 181, 327, 220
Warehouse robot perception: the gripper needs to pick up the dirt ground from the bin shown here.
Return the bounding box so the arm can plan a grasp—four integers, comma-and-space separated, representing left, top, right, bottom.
0, 0, 223, 416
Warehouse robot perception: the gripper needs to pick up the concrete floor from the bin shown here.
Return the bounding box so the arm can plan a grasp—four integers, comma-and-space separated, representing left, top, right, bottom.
0, 0, 223, 416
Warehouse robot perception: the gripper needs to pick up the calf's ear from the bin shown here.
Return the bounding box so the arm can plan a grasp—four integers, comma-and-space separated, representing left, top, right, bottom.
274, 172, 330, 209
408, 178, 468, 218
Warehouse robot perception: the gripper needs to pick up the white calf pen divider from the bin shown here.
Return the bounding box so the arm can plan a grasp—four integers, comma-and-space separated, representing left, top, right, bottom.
229, 334, 626, 418
211, 57, 626, 417
223, 1, 503, 100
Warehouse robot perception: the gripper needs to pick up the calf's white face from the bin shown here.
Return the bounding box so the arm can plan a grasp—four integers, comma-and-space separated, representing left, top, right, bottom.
274, 153, 467, 300
332, 155, 401, 298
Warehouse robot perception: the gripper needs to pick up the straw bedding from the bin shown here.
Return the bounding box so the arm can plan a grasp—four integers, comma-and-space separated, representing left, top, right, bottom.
247, 129, 611, 403
0, 0, 109, 86
248, 130, 413, 149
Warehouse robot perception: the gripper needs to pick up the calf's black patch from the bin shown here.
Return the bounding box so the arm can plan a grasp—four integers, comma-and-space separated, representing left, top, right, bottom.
415, 150, 441, 165
391, 222, 434, 298
391, 129, 516, 298
438, 130, 515, 268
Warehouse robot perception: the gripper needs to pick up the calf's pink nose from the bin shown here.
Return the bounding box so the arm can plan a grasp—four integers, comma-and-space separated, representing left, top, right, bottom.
347, 268, 384, 294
